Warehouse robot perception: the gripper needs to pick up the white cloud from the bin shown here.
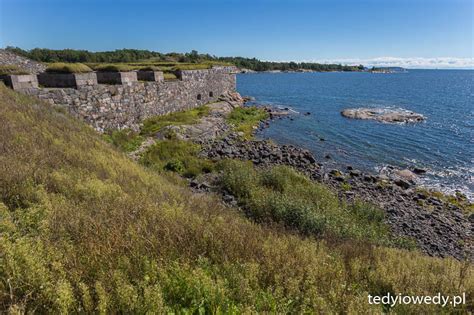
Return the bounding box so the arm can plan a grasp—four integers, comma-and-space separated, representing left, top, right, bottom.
306, 57, 474, 69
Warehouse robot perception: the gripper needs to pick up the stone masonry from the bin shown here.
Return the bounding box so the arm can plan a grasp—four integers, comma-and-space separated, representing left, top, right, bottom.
20, 67, 236, 131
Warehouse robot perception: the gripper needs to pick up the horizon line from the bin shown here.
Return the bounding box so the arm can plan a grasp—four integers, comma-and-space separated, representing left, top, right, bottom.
2, 47, 473, 70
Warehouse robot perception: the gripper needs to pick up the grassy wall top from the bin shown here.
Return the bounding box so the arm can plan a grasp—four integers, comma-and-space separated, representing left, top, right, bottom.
93, 64, 134, 72
138, 66, 162, 71
46, 62, 93, 74
86, 62, 219, 72
0, 65, 30, 75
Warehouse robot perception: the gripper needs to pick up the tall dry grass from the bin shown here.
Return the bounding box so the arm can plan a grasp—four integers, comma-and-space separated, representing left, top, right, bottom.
0, 84, 472, 313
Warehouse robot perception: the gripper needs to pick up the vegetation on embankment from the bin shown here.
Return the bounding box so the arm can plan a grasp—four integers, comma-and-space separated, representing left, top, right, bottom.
0, 84, 472, 313
103, 129, 144, 152
0, 65, 30, 75
103, 105, 210, 152
141, 139, 214, 178
106, 104, 270, 178
227, 106, 269, 139
217, 160, 415, 248
140, 105, 210, 136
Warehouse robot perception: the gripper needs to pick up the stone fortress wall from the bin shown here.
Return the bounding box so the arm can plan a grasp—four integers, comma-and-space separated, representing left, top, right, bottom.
3, 66, 237, 131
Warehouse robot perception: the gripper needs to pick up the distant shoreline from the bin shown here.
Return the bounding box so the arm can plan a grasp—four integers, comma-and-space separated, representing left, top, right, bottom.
239, 68, 473, 73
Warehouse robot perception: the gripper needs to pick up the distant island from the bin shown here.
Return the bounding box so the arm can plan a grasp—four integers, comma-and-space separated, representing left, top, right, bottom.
370, 66, 408, 73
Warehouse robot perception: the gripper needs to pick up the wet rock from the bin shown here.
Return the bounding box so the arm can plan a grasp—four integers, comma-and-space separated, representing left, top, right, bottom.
394, 179, 411, 189
349, 170, 361, 177
415, 192, 427, 200
394, 169, 417, 182
329, 169, 342, 176
334, 176, 345, 182
219, 91, 245, 103
428, 197, 442, 206
363, 175, 376, 183
413, 167, 427, 174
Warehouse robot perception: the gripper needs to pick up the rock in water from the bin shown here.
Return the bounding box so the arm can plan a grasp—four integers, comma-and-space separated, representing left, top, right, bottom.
394, 169, 418, 182
341, 107, 425, 123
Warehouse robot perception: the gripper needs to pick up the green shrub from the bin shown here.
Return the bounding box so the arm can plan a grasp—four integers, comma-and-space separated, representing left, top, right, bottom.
94, 64, 134, 72
0, 65, 30, 75
46, 62, 93, 73
340, 182, 352, 191
164, 159, 185, 173
217, 161, 402, 245
103, 128, 144, 152
216, 159, 257, 199
227, 106, 269, 139
140, 140, 213, 178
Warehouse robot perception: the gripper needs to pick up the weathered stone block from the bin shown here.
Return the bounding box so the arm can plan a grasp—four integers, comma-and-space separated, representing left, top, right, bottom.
0, 74, 38, 90
96, 71, 138, 85
137, 71, 164, 82
178, 69, 209, 81
75, 73, 98, 86
38, 73, 97, 88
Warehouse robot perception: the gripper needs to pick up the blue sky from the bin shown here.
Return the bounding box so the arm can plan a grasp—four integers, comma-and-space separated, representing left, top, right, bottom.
0, 0, 472, 68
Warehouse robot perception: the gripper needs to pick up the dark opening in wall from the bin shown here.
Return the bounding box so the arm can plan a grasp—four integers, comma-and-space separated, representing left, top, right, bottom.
197, 94, 202, 100
209, 91, 214, 97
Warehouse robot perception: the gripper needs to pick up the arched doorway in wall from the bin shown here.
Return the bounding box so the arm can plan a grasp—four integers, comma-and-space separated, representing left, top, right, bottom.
197, 94, 202, 100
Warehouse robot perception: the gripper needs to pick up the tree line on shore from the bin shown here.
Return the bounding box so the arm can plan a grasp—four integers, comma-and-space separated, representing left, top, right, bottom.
5, 47, 365, 72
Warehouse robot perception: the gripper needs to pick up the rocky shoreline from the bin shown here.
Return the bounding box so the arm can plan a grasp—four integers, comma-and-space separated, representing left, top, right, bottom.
135, 92, 473, 260
197, 132, 472, 260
